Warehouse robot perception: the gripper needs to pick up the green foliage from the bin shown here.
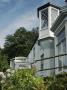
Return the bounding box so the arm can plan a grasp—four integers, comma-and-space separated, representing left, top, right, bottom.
1, 70, 67, 90
44, 73, 67, 90
4, 27, 38, 59
3, 69, 45, 90
0, 49, 9, 72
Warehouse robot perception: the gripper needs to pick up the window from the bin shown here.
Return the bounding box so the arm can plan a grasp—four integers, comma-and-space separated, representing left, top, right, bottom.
62, 40, 67, 67
58, 60, 62, 71
41, 54, 44, 70
57, 29, 66, 71
58, 43, 62, 71
41, 9, 48, 29
51, 8, 59, 25
58, 29, 65, 44
33, 47, 35, 58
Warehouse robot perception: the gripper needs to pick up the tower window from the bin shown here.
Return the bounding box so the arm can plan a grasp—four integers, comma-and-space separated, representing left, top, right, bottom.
51, 8, 59, 25
41, 8, 48, 29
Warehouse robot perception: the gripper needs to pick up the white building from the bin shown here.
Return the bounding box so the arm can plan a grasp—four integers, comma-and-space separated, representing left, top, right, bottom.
10, 2, 67, 77
26, 2, 67, 77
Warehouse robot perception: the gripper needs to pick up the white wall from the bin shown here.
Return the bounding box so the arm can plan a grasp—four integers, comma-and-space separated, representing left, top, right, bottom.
54, 18, 67, 75
27, 38, 55, 77
10, 57, 30, 69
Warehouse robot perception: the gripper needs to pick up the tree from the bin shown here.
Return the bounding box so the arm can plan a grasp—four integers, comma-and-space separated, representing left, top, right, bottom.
0, 48, 9, 72
4, 27, 38, 59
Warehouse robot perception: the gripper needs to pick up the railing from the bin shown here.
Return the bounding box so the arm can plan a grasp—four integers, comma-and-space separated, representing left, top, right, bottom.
31, 54, 67, 72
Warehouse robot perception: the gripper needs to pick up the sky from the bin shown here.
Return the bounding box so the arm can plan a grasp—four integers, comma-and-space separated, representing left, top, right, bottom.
0, 0, 65, 48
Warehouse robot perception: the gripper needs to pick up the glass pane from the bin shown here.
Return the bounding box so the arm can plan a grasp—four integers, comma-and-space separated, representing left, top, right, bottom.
41, 9, 48, 29
58, 29, 65, 43
51, 8, 58, 25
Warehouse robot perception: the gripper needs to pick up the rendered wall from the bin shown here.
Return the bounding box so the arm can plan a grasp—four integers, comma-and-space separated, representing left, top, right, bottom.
27, 38, 55, 77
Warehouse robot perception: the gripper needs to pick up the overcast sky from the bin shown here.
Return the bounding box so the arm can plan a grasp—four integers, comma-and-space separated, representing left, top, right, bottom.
0, 0, 65, 48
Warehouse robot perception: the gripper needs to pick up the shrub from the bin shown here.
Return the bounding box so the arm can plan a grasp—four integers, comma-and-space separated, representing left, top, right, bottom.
45, 73, 67, 90
3, 69, 45, 90
2, 69, 67, 90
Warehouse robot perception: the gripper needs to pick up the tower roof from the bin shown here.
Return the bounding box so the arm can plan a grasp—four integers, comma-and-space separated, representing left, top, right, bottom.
37, 2, 60, 17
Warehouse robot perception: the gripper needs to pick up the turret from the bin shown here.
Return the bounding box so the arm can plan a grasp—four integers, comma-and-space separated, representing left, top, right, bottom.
37, 2, 60, 39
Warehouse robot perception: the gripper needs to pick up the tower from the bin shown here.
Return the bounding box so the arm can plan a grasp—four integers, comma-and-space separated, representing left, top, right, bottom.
37, 2, 60, 40
37, 3, 60, 76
